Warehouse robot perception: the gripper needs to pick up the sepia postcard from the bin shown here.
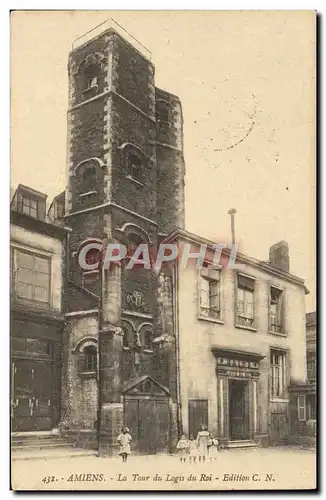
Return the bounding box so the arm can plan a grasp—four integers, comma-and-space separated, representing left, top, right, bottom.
10, 10, 316, 491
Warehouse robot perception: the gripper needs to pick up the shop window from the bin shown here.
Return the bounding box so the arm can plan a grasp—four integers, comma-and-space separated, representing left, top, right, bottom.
236, 274, 255, 327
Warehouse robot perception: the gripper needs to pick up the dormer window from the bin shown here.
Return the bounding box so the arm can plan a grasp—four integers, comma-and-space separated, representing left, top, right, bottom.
22, 196, 38, 218
11, 184, 47, 221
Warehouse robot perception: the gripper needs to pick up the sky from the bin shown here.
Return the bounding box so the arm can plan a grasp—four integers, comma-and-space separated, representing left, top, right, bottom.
11, 10, 316, 311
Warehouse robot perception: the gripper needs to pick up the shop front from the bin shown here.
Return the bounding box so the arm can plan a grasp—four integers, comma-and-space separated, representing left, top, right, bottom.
11, 313, 63, 433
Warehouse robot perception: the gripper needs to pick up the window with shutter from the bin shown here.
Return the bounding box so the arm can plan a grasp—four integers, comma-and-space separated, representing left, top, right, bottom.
199, 265, 221, 320
297, 395, 306, 421
269, 286, 284, 334
270, 349, 287, 399
236, 274, 255, 327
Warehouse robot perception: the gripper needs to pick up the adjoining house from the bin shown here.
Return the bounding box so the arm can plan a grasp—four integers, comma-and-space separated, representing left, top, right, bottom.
164, 230, 309, 448
287, 311, 316, 445
10, 184, 69, 434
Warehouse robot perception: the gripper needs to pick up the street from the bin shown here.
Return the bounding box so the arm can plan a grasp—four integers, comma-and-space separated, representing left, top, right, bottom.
11, 446, 316, 491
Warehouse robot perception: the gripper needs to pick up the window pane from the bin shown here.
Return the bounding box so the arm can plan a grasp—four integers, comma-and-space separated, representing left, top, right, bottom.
34, 271, 49, 288
29, 207, 37, 218
17, 268, 33, 285
34, 286, 48, 302
16, 282, 33, 299
17, 251, 34, 270
35, 256, 49, 274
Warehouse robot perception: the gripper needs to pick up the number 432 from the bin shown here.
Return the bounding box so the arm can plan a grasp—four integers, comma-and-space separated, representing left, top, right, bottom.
42, 476, 57, 484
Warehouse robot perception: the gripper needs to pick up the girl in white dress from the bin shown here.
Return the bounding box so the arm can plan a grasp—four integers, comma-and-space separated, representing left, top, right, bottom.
188, 435, 198, 463
196, 425, 210, 463
208, 433, 220, 461
176, 434, 189, 462
117, 427, 132, 462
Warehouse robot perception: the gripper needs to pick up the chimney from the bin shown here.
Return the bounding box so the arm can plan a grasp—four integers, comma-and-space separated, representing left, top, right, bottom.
269, 241, 290, 273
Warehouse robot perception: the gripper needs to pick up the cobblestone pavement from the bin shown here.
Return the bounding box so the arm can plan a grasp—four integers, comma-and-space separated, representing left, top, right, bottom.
11, 446, 316, 491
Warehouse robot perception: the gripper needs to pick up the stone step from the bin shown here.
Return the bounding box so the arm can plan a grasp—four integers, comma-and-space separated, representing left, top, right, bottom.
11, 448, 98, 461
12, 442, 76, 451
226, 440, 258, 449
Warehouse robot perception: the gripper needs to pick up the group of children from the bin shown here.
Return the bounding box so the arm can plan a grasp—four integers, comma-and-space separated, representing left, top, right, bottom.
117, 424, 220, 463
176, 425, 220, 463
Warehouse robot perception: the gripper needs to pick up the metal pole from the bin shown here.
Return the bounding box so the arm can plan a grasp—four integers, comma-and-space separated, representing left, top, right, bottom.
228, 208, 237, 247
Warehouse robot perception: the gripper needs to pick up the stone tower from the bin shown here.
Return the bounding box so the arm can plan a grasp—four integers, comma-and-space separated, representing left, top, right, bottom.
61, 26, 185, 454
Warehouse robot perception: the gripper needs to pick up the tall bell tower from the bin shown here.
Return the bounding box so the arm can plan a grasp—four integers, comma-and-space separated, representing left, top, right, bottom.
62, 23, 185, 454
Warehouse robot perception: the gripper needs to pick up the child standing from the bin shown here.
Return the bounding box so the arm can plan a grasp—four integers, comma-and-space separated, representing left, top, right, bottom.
176, 434, 190, 462
117, 427, 132, 462
208, 433, 220, 461
196, 425, 210, 463
188, 435, 198, 464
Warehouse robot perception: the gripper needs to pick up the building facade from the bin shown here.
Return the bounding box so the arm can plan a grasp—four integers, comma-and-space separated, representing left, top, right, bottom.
10, 184, 69, 432
288, 311, 316, 442
164, 231, 309, 448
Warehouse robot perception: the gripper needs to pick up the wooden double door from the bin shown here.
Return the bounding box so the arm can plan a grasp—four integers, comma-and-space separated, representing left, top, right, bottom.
12, 358, 53, 431
124, 397, 170, 454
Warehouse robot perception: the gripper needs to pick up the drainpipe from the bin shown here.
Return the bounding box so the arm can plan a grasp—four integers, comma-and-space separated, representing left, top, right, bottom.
172, 260, 182, 438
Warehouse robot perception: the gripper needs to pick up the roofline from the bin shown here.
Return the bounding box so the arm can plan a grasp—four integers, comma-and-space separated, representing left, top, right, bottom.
69, 27, 153, 66
10, 209, 72, 239
16, 184, 48, 199
155, 86, 181, 102
164, 228, 309, 294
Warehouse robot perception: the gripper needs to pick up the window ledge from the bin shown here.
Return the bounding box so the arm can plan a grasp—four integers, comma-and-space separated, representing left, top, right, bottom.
80, 371, 97, 379
270, 398, 289, 403
126, 175, 144, 187
269, 330, 287, 337
235, 323, 257, 332
79, 190, 97, 198
198, 315, 224, 325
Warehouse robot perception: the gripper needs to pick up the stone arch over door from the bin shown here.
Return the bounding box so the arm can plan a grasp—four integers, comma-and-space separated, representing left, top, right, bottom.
123, 375, 171, 455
